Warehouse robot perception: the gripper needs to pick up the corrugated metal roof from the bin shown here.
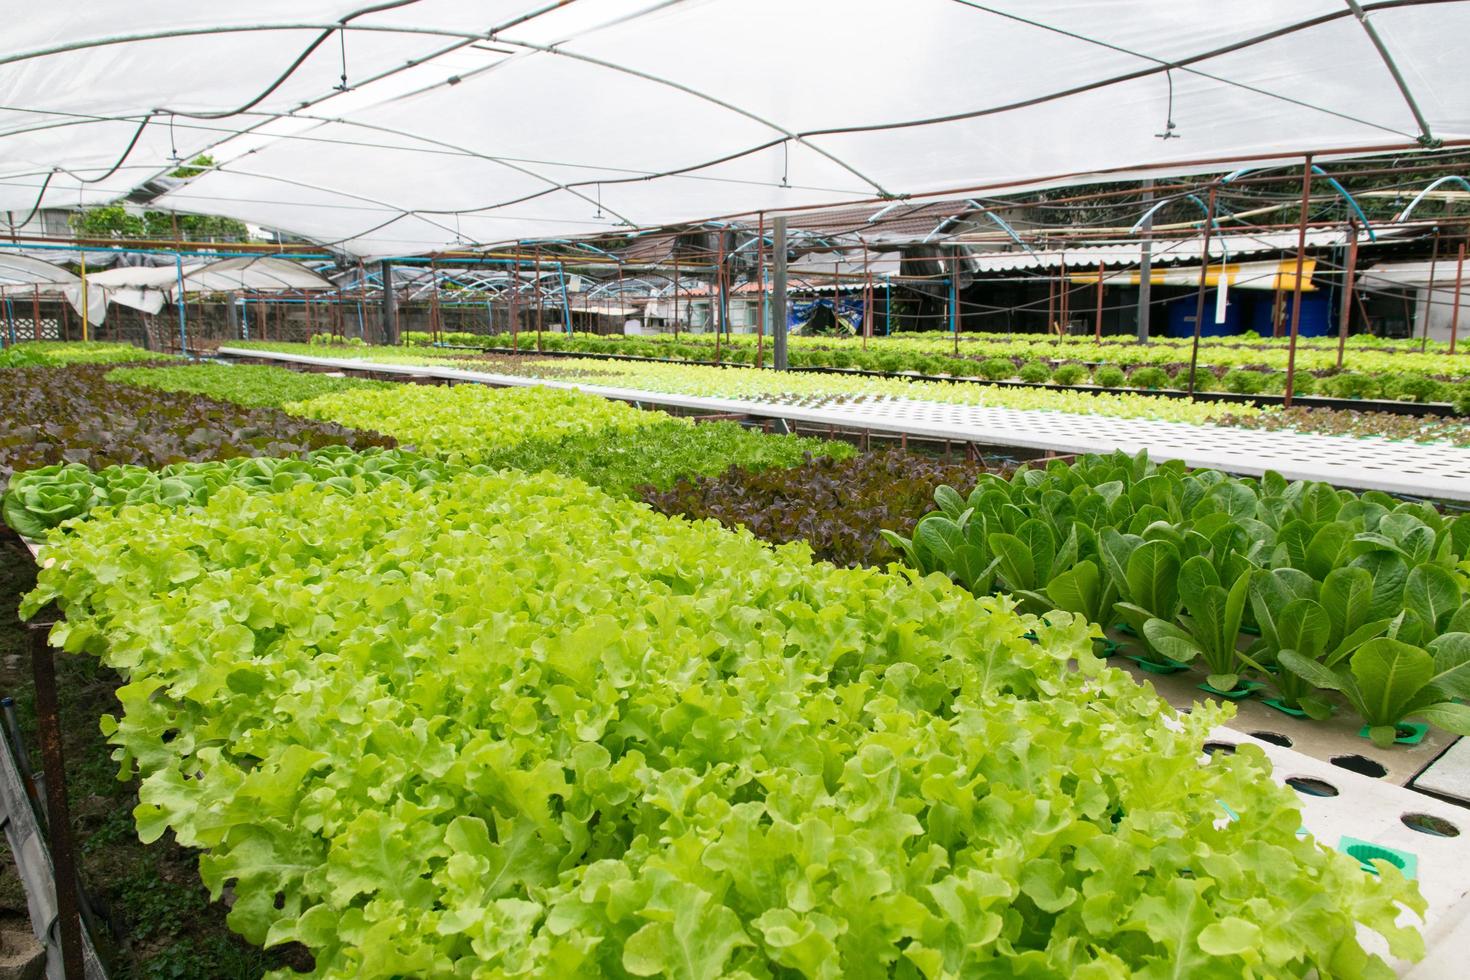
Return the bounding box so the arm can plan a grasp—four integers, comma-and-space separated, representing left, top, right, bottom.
961, 228, 1416, 273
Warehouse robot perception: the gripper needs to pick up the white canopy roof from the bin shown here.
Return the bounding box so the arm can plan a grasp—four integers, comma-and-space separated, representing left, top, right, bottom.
0, 253, 107, 323
0, 253, 79, 290
84, 256, 334, 314
3, 2, 1469, 257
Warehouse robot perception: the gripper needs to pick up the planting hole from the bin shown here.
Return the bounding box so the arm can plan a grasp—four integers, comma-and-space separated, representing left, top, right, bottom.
1285, 776, 1338, 797
1202, 741, 1235, 756
1250, 730, 1292, 747
1345, 843, 1406, 872
1331, 755, 1388, 778
1401, 813, 1460, 838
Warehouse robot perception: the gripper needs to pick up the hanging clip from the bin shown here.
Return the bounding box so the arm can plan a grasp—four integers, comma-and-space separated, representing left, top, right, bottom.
1155, 69, 1181, 140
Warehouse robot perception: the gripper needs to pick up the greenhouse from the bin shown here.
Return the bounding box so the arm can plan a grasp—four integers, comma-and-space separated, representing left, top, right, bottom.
4, 2, 1470, 978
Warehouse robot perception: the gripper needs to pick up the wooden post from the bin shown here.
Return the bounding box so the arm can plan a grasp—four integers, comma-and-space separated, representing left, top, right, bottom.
30, 625, 84, 979
1283, 156, 1313, 408
1337, 222, 1360, 368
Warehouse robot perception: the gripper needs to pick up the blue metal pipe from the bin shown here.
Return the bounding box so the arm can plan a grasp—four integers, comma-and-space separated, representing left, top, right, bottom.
557, 262, 572, 334
174, 254, 188, 353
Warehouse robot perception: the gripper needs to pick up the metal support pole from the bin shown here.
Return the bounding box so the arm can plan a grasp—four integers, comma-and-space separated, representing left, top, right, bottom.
30, 625, 84, 979
1136, 178, 1155, 343
425, 261, 437, 344
1058, 256, 1069, 338
671, 248, 680, 340
5, 297, 14, 347
1045, 267, 1055, 335
755, 212, 766, 368
949, 250, 960, 356
79, 251, 89, 342
1421, 231, 1441, 353
714, 233, 725, 362
1284, 156, 1314, 408
558, 261, 572, 335
379, 260, 397, 345
534, 249, 544, 351
225, 291, 240, 339
174, 253, 188, 354
509, 261, 520, 352
1452, 241, 1466, 355
1187, 184, 1219, 396
32, 285, 41, 341
772, 216, 789, 371
1094, 261, 1105, 340
884, 279, 891, 335
1337, 222, 1360, 368
862, 245, 873, 349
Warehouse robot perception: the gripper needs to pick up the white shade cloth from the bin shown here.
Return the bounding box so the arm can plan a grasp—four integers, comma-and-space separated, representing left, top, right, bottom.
2, 1, 1468, 257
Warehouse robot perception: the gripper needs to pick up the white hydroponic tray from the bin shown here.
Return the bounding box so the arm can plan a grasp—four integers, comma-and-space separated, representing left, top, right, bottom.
1210, 727, 1470, 979
218, 348, 1470, 501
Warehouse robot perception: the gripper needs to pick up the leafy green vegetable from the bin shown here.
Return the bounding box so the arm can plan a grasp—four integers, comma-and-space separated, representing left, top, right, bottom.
481, 419, 851, 498
109, 363, 391, 408
3, 448, 475, 538
1144, 558, 1252, 691
1281, 635, 1470, 746
24, 469, 1424, 977
282, 382, 668, 464
0, 341, 176, 369
883, 449, 1470, 734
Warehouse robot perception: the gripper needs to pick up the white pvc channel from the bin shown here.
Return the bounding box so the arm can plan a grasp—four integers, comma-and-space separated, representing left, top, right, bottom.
1209, 727, 1470, 979
218, 348, 1470, 501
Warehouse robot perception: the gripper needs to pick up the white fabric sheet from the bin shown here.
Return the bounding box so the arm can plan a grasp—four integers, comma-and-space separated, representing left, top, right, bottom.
2, 1, 1468, 256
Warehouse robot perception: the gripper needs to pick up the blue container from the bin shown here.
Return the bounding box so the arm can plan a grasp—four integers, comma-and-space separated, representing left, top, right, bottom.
1166, 290, 1244, 338
1248, 292, 1332, 337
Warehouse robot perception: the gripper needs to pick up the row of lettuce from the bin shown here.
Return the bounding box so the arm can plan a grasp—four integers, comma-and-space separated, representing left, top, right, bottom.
248, 339, 1470, 446
10, 359, 1470, 748
2, 358, 1427, 976
387, 329, 1470, 407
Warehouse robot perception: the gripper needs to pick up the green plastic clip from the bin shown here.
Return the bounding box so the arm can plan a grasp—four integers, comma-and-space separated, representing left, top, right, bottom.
1338, 837, 1417, 879
1198, 680, 1264, 701
1262, 698, 1309, 718
1358, 722, 1428, 746
1128, 654, 1190, 674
